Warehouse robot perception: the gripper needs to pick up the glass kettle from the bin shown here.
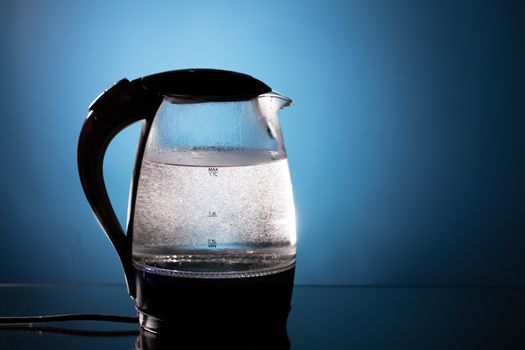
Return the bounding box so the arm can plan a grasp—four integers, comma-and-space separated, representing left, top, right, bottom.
78, 69, 296, 331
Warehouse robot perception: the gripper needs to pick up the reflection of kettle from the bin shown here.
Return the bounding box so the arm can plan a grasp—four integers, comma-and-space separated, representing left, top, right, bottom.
136, 323, 291, 350
78, 69, 296, 331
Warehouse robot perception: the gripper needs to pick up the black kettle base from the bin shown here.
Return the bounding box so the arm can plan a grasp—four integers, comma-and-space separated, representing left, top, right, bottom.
133, 265, 295, 334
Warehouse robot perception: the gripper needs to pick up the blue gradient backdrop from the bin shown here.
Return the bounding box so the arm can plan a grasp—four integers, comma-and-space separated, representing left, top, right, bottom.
0, 0, 524, 286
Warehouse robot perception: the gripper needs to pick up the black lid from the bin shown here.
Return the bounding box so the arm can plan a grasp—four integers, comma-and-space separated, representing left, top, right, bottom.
136, 69, 271, 101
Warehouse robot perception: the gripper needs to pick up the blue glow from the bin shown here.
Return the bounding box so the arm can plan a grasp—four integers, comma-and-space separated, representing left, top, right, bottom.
0, 0, 524, 286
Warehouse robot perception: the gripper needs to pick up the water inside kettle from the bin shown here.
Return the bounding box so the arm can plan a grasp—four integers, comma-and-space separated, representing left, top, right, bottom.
132, 149, 296, 278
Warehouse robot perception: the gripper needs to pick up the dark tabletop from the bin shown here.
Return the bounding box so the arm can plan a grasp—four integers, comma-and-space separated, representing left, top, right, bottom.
0, 284, 524, 349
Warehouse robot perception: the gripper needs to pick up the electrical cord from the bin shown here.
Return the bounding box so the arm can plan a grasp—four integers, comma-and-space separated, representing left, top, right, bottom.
0, 314, 138, 324
0, 324, 139, 337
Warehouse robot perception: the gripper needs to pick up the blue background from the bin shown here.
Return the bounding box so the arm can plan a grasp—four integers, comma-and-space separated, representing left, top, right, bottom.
0, 0, 524, 286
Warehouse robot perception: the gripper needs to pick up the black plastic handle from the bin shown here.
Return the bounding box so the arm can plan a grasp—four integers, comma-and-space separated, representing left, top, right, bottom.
77, 78, 162, 297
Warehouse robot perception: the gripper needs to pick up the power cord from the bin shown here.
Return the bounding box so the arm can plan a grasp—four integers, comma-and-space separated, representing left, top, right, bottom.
0, 314, 138, 324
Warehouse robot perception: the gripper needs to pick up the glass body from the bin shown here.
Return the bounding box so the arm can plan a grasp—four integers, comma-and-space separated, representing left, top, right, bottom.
131, 93, 296, 278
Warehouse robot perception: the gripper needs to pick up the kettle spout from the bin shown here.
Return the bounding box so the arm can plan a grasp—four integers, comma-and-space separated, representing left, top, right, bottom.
260, 91, 294, 110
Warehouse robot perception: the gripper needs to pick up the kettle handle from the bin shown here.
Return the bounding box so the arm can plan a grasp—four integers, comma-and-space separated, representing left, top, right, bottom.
77, 78, 161, 298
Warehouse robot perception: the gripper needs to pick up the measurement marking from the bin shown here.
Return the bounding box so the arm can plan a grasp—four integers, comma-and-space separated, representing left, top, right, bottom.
208, 167, 218, 176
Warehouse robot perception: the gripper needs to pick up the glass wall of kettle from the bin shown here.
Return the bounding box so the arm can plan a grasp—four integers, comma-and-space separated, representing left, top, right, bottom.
132, 95, 296, 277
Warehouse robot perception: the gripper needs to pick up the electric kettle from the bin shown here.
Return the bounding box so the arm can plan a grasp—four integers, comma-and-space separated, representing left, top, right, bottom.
78, 69, 296, 332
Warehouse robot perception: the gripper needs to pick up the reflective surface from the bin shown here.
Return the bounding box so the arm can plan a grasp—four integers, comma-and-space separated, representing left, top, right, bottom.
1, 284, 524, 349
